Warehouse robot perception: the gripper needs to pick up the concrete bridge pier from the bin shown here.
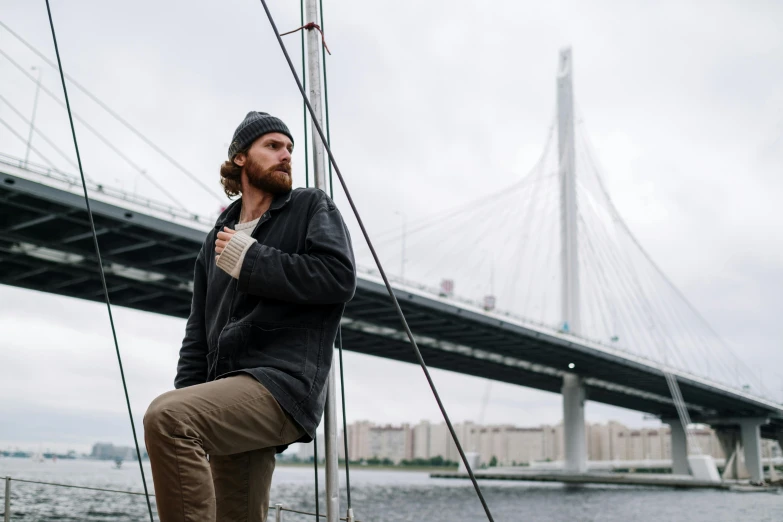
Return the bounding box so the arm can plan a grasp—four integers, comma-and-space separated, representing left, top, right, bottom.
716, 428, 744, 479
562, 373, 587, 473
778, 431, 783, 459
738, 418, 766, 483
711, 417, 769, 483
663, 418, 690, 475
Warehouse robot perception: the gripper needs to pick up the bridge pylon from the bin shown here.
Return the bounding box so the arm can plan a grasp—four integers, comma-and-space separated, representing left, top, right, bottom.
557, 47, 588, 474
557, 47, 580, 335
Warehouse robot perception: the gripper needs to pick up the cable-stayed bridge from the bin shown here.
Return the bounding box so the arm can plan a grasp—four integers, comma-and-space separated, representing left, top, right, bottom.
0, 43, 781, 484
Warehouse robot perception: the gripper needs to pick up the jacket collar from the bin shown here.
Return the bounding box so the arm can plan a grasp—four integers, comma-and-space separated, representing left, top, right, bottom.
214, 189, 294, 229
269, 188, 294, 212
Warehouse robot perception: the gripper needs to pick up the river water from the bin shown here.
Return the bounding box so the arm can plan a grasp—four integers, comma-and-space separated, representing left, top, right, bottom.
1, 457, 781, 521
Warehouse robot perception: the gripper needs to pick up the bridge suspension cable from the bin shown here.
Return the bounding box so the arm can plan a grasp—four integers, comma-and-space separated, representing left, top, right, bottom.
579, 185, 703, 451
0, 19, 223, 205
578, 149, 734, 388
576, 120, 771, 397
0, 114, 63, 172
0, 92, 85, 174
368, 121, 556, 247
0, 47, 188, 211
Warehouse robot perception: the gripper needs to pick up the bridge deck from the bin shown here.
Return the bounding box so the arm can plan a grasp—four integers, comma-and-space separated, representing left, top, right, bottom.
1, 166, 781, 438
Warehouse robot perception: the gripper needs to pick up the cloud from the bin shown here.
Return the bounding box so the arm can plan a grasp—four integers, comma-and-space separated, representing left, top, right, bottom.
1, 0, 782, 453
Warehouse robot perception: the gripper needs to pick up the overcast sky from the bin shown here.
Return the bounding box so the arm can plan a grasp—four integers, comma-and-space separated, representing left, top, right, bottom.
1, 0, 782, 453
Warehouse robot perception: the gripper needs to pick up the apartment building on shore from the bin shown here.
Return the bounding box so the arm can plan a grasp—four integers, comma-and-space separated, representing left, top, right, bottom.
335, 419, 781, 466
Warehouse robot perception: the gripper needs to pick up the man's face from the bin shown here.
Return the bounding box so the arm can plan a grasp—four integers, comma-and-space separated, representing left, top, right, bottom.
234, 132, 293, 195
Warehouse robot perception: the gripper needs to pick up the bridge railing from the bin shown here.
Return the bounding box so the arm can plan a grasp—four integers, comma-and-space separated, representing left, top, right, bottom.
1, 474, 357, 521
0, 153, 213, 228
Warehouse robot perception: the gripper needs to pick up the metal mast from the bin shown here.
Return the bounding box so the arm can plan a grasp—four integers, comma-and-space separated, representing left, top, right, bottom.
557, 47, 580, 334
304, 0, 339, 519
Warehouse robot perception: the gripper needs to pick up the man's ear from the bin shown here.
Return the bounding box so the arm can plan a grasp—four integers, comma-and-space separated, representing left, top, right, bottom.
234, 152, 246, 167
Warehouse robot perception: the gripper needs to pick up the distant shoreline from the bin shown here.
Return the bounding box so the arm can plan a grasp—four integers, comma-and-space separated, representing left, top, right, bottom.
1, 454, 459, 473
276, 461, 458, 473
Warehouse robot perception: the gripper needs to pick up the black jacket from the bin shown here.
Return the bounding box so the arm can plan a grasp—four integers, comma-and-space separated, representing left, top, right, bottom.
175, 187, 356, 442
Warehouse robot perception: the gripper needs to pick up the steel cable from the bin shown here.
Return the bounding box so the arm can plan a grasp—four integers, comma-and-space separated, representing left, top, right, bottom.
42, 2, 155, 520
0, 48, 187, 211
0, 93, 82, 173
0, 19, 222, 204
578, 187, 703, 451
301, 0, 310, 189
313, 431, 320, 520
577, 123, 770, 398
336, 328, 352, 510
0, 114, 62, 171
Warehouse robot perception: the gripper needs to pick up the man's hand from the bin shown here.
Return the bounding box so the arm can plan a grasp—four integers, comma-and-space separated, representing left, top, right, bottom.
215, 227, 236, 262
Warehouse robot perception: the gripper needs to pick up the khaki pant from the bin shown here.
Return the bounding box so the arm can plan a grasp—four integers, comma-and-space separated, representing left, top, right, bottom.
144, 374, 304, 522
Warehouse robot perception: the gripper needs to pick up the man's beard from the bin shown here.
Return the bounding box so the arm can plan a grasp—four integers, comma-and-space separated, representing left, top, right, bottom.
244, 157, 292, 195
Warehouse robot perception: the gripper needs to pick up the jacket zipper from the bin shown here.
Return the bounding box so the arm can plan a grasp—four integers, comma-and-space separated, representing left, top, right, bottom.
214, 210, 271, 379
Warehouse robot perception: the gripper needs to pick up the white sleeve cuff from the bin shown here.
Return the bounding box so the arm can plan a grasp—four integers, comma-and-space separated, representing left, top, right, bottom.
216, 233, 257, 279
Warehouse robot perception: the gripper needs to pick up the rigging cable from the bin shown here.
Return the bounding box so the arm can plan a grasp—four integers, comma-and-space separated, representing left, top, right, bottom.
336, 328, 352, 511
255, 1, 495, 519
300, 0, 310, 189
313, 432, 320, 520
319, 0, 334, 198
42, 2, 155, 520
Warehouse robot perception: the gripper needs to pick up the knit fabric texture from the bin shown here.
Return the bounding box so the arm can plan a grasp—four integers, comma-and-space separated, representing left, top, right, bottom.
216, 217, 260, 279
228, 112, 294, 159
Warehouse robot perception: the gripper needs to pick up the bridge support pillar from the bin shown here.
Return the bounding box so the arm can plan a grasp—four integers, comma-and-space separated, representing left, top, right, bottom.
739, 418, 765, 483
562, 373, 586, 473
716, 428, 744, 480
778, 431, 783, 458
663, 419, 689, 476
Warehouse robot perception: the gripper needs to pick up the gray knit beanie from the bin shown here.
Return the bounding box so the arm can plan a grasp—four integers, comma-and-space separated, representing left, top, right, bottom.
228, 111, 294, 159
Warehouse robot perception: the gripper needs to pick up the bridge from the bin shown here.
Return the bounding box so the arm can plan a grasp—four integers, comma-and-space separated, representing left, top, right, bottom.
1, 44, 781, 484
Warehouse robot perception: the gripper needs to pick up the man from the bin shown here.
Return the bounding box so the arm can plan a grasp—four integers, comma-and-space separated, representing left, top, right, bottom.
144, 111, 356, 522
